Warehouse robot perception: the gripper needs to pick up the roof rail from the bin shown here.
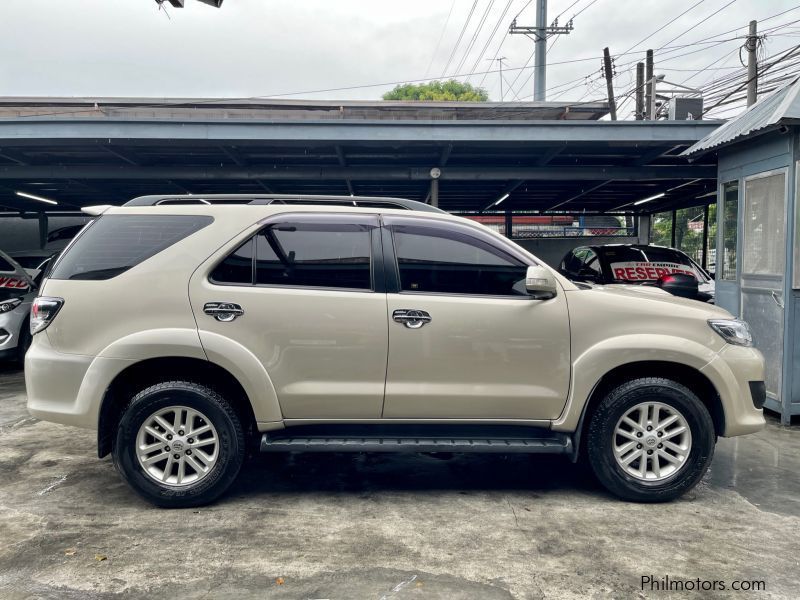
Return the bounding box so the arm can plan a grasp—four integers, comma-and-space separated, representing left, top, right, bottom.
123, 194, 446, 213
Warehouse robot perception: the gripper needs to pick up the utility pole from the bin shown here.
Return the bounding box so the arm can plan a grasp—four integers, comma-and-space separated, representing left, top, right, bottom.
487, 57, 508, 100
645, 49, 654, 119
635, 62, 645, 120
509, 0, 573, 101
602, 47, 617, 120
746, 20, 758, 106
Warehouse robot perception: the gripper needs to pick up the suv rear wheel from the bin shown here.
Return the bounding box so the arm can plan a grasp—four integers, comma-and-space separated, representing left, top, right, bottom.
112, 381, 245, 508
587, 377, 715, 502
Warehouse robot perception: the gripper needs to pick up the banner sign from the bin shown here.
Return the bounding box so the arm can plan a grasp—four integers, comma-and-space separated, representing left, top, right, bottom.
610, 261, 695, 282
0, 276, 30, 289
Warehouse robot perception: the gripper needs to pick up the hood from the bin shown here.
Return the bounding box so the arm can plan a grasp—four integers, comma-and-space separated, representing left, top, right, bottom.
586, 283, 732, 318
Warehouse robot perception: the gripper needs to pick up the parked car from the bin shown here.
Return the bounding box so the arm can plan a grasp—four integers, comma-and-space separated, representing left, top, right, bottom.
0, 251, 37, 363
559, 244, 715, 302
26, 195, 765, 507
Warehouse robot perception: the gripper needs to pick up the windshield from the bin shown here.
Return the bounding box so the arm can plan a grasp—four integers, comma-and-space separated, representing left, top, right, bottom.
604, 247, 709, 283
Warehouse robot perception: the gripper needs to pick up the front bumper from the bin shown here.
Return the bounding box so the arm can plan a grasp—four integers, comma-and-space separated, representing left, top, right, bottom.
700, 344, 766, 437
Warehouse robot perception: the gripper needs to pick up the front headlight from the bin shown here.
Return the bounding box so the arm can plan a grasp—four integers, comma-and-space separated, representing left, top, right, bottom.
0, 298, 22, 314
708, 319, 753, 347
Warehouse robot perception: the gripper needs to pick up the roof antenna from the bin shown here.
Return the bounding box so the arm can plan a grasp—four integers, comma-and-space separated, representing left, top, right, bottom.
154, 0, 172, 20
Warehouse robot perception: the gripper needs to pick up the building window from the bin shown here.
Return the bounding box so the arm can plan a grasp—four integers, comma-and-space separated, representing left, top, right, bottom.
721, 181, 739, 280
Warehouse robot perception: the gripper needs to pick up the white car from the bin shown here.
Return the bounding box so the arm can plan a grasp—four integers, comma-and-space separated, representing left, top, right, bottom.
26, 195, 765, 507
0, 250, 37, 363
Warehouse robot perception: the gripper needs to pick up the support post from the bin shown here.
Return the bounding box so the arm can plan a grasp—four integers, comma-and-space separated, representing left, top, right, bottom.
430, 178, 439, 208
746, 20, 758, 107
534, 0, 547, 101
635, 62, 645, 120
645, 49, 654, 120
702, 203, 710, 270
638, 214, 651, 244
670, 210, 677, 249
505, 209, 513, 238
603, 47, 617, 121
37, 213, 48, 250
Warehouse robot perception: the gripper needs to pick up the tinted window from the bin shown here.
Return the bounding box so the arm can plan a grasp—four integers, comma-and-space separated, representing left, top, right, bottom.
0, 256, 14, 272
561, 250, 583, 275
583, 249, 602, 275
210, 237, 254, 284
50, 215, 212, 281
391, 222, 528, 296
255, 220, 372, 289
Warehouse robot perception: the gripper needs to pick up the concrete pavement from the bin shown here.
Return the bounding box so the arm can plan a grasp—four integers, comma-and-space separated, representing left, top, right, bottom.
1, 365, 798, 599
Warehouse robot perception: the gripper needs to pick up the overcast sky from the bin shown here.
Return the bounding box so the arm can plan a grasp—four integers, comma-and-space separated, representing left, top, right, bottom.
1, 0, 798, 117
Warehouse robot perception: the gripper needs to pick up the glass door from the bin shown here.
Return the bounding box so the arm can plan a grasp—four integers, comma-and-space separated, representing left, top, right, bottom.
741, 170, 787, 401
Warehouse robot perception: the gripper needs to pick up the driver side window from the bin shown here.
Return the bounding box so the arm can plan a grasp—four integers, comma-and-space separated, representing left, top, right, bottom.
390, 220, 529, 296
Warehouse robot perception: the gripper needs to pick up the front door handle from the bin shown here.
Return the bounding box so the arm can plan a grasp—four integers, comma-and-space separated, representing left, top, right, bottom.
203, 302, 244, 322
392, 309, 432, 329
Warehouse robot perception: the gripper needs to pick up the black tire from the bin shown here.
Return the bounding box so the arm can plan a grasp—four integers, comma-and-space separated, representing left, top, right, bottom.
16, 318, 32, 365
587, 377, 715, 502
112, 381, 246, 508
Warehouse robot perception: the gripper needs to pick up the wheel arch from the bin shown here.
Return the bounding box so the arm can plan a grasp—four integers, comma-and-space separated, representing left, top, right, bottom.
97, 356, 258, 458
569, 361, 723, 462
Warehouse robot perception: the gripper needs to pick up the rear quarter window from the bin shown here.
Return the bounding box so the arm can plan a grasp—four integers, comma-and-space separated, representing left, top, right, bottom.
49, 215, 212, 280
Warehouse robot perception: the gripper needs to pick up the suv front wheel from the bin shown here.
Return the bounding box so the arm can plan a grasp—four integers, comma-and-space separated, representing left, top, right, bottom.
112, 381, 246, 508
587, 377, 715, 502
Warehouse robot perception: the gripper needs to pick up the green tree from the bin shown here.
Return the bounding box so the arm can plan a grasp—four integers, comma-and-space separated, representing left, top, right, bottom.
382, 80, 489, 101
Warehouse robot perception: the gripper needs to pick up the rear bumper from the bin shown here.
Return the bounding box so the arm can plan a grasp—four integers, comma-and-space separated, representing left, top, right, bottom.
25, 334, 134, 429
700, 344, 767, 437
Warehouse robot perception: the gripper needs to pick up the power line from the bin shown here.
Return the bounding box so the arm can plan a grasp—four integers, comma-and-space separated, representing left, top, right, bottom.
424, 0, 458, 78
440, 0, 479, 77
454, 0, 496, 76
467, 0, 516, 86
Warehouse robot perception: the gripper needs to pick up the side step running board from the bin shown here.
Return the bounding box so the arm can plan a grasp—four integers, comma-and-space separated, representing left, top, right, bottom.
260, 427, 572, 454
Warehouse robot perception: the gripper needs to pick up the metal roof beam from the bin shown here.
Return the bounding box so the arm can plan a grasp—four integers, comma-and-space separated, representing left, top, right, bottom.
0, 148, 30, 165
0, 120, 721, 145
98, 143, 143, 165
219, 146, 248, 167
0, 165, 716, 181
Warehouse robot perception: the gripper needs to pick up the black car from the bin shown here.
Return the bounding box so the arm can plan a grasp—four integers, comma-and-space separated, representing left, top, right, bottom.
559, 244, 715, 302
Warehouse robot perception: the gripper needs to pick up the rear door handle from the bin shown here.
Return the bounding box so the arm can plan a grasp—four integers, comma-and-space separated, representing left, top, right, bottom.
392, 309, 432, 329
203, 302, 244, 322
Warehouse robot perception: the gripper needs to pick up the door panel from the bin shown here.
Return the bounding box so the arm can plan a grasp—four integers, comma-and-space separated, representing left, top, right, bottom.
384, 293, 570, 419
189, 214, 388, 419
381, 215, 571, 420
741, 171, 786, 400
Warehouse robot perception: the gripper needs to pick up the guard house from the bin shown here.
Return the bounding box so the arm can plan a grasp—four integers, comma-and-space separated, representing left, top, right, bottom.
685, 76, 800, 424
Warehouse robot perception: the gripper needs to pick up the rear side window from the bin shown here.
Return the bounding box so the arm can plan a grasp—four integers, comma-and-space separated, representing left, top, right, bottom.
0, 257, 14, 272
49, 215, 212, 281
211, 215, 375, 290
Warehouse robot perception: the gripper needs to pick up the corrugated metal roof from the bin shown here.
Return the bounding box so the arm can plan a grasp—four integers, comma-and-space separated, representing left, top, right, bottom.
683, 76, 800, 157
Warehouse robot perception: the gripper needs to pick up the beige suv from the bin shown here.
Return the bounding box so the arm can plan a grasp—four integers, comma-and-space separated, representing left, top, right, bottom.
26, 195, 766, 507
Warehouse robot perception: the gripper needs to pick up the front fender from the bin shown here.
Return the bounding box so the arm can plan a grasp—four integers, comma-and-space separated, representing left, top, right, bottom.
552, 334, 717, 432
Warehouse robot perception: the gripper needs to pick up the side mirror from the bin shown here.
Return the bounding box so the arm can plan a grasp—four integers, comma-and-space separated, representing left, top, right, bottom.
656, 273, 699, 299
525, 265, 558, 300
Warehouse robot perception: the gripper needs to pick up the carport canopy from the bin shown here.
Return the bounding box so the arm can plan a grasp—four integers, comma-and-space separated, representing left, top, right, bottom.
0, 98, 720, 217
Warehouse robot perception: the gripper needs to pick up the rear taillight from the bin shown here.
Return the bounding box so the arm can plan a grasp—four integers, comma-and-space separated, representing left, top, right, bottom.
30, 296, 63, 335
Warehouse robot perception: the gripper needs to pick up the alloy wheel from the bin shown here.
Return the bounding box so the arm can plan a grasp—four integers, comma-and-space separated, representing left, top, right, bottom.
612, 401, 692, 482
135, 405, 220, 487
